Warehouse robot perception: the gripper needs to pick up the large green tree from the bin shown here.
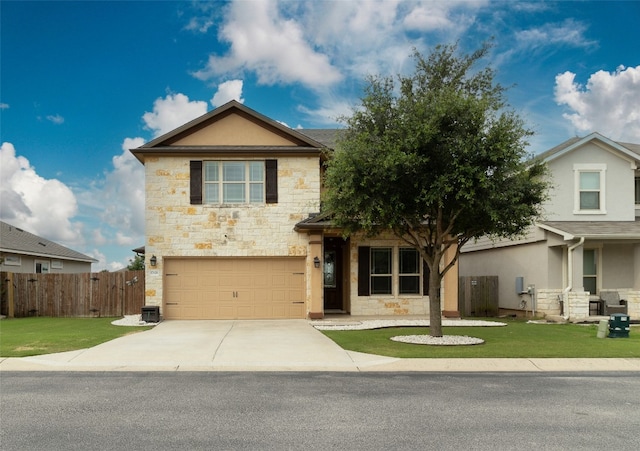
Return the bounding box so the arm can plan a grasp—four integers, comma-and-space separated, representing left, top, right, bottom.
323, 42, 549, 337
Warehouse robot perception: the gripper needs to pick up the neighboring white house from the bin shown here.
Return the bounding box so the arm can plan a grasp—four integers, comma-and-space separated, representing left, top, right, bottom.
0, 220, 96, 273
460, 132, 640, 321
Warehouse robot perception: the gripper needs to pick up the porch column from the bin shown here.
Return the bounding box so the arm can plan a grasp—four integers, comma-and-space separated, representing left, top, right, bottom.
308, 232, 324, 319
442, 244, 459, 314
634, 244, 640, 290
571, 245, 585, 292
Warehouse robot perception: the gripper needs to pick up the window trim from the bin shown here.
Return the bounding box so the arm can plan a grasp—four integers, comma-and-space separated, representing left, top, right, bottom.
204, 161, 264, 205
634, 176, 640, 206
573, 164, 606, 215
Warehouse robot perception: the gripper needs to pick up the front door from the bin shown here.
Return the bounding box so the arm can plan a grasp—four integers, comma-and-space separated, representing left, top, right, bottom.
323, 237, 346, 310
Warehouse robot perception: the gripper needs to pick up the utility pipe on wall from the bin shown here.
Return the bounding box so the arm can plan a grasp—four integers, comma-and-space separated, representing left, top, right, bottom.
563, 237, 585, 320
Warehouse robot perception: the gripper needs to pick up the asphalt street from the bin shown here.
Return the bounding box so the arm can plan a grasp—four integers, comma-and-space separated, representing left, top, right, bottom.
2, 372, 639, 450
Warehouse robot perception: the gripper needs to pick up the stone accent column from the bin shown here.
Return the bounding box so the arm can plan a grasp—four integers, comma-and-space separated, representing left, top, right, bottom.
442, 244, 459, 315
308, 232, 323, 319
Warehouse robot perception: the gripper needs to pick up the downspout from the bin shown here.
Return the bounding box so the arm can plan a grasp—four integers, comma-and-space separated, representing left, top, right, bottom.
563, 237, 585, 320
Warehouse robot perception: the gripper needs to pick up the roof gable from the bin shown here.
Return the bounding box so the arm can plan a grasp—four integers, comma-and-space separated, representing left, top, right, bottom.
134, 100, 325, 154
0, 221, 97, 262
538, 132, 640, 166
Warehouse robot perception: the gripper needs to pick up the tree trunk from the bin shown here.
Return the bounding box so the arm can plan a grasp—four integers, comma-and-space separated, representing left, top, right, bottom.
428, 268, 443, 337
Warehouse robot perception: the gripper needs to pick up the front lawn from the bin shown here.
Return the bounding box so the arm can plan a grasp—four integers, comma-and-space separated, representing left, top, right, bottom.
320, 319, 640, 358
0, 317, 153, 357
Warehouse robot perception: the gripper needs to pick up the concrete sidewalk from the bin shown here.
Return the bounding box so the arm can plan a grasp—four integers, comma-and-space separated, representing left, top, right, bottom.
1, 319, 640, 372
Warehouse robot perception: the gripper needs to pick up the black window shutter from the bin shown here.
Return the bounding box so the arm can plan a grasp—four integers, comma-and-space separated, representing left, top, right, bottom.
190, 161, 202, 205
358, 246, 370, 296
423, 260, 430, 296
265, 159, 278, 203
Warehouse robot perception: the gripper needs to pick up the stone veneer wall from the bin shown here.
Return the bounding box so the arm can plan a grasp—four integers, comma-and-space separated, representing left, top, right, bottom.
535, 289, 563, 316
616, 289, 640, 320
348, 237, 434, 316
143, 155, 320, 311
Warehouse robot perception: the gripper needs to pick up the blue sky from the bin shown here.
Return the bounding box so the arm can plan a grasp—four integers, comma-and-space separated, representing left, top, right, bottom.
1, 0, 639, 271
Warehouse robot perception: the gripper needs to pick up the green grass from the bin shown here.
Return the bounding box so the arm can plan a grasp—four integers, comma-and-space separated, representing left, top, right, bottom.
321, 319, 640, 358
0, 317, 153, 357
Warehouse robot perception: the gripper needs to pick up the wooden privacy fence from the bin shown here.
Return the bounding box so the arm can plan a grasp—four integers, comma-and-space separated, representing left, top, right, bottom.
1, 271, 145, 318
458, 276, 499, 317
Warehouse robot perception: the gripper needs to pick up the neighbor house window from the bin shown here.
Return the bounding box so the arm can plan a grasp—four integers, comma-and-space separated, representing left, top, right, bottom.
583, 249, 598, 294
574, 164, 606, 214
370, 247, 393, 295
635, 176, 640, 205
399, 248, 420, 294
204, 161, 264, 204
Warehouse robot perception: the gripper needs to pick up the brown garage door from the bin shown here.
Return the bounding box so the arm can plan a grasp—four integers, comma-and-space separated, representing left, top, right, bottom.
163, 258, 306, 319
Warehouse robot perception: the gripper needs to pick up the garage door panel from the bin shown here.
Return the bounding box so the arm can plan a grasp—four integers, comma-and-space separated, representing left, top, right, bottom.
163, 258, 306, 319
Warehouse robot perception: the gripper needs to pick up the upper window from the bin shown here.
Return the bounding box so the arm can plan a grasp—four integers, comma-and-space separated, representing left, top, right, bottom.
204, 161, 264, 204
579, 172, 600, 210
635, 176, 640, 205
574, 164, 606, 214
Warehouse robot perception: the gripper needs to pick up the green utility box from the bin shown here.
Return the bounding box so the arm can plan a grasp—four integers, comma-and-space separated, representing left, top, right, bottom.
608, 313, 630, 338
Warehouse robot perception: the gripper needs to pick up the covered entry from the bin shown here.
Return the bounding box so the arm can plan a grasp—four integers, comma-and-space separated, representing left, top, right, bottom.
163, 257, 306, 319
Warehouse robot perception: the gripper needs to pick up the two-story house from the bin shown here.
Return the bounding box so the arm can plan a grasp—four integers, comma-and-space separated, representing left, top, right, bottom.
460, 132, 640, 320
131, 101, 458, 320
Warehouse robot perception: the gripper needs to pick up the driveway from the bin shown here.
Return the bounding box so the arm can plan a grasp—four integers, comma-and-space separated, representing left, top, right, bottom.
1, 320, 395, 371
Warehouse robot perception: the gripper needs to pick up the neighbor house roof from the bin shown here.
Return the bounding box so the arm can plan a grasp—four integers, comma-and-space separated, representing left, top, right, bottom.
298, 129, 344, 149
537, 132, 640, 163
0, 221, 97, 262
539, 220, 640, 240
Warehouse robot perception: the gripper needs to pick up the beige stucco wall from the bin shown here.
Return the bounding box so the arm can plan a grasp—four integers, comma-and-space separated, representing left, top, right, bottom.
144, 155, 321, 312
172, 114, 298, 147
544, 142, 636, 221
460, 239, 555, 311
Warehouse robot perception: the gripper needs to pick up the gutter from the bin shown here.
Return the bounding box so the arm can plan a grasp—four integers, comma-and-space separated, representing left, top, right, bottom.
563, 237, 585, 320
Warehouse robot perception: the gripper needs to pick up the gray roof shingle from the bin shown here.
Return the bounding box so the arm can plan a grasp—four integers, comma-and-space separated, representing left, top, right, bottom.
540, 220, 640, 239
0, 221, 97, 262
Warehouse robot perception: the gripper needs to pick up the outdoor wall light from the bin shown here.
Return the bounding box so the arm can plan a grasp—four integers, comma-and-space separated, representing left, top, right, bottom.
313, 256, 320, 268
150, 255, 157, 267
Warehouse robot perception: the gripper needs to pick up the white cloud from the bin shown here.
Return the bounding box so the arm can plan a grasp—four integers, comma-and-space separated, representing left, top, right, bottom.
184, 16, 214, 33
516, 19, 597, 49
142, 93, 208, 137
193, 0, 342, 87
554, 65, 640, 142
211, 79, 245, 107
0, 142, 82, 245
46, 114, 64, 124
0, 103, 9, 109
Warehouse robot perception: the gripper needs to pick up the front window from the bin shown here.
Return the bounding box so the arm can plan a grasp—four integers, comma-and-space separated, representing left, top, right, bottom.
204, 161, 264, 204
370, 248, 392, 295
399, 248, 420, 294
583, 249, 597, 294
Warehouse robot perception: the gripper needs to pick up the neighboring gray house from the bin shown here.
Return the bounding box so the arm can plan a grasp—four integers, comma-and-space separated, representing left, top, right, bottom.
460, 132, 640, 321
0, 221, 96, 273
